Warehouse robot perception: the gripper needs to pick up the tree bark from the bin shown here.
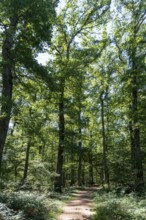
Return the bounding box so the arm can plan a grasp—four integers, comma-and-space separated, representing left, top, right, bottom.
129, 120, 135, 167
100, 92, 110, 188
23, 138, 31, 182
0, 16, 18, 171
78, 142, 82, 186
131, 56, 144, 193
77, 109, 82, 186
70, 166, 75, 186
89, 154, 94, 185
82, 162, 85, 185
70, 137, 75, 186
54, 83, 65, 192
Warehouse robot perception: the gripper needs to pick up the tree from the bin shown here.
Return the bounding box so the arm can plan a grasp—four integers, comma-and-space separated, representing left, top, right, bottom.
112, 0, 146, 194
51, 0, 111, 192
0, 0, 57, 170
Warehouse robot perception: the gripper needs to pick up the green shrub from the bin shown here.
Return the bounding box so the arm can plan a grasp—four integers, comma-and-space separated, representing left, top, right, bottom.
0, 192, 48, 220
0, 189, 72, 220
93, 190, 146, 220
0, 202, 24, 220
0, 179, 6, 190
9, 195, 47, 220
93, 200, 132, 220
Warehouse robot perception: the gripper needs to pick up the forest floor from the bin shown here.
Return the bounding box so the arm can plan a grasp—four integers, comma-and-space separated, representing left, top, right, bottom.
57, 187, 97, 220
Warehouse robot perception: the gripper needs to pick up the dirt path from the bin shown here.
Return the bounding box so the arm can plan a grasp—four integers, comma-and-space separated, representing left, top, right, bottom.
57, 187, 97, 220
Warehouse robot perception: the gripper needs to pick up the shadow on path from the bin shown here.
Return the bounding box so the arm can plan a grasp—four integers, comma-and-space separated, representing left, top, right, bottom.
57, 187, 97, 220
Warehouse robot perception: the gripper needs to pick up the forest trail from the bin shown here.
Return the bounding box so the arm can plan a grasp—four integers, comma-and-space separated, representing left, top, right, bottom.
57, 187, 97, 220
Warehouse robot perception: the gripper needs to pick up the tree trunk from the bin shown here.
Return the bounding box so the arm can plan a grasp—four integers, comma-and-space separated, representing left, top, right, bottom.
89, 154, 94, 185
23, 139, 31, 182
77, 109, 82, 186
82, 162, 85, 185
0, 16, 18, 171
70, 166, 75, 186
100, 92, 110, 188
54, 84, 65, 192
14, 166, 18, 182
131, 57, 144, 193
78, 142, 82, 186
62, 171, 66, 188
129, 120, 135, 168
70, 138, 75, 186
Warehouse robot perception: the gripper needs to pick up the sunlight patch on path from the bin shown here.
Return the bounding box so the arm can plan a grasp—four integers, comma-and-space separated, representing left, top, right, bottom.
57, 188, 96, 220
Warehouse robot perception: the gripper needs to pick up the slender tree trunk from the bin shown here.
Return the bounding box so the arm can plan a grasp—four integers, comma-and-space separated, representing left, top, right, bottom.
100, 92, 110, 188
70, 137, 75, 186
0, 17, 18, 171
130, 56, 144, 193
82, 162, 85, 185
14, 166, 18, 182
23, 138, 31, 182
70, 166, 75, 186
23, 108, 33, 182
77, 109, 82, 186
62, 172, 66, 187
78, 142, 82, 186
54, 84, 65, 192
89, 154, 94, 185
129, 120, 135, 167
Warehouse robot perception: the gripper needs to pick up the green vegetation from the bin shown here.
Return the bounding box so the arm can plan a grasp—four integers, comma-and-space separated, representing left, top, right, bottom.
93, 189, 146, 220
0, 0, 146, 218
0, 189, 70, 220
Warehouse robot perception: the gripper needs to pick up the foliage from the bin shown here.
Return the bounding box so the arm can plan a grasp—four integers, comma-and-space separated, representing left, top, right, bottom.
93, 189, 146, 220
0, 0, 146, 209
0, 191, 67, 220
0, 202, 24, 220
0, 192, 46, 220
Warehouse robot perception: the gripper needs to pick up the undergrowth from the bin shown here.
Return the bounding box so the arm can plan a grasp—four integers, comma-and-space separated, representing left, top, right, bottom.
0, 190, 69, 220
93, 189, 146, 220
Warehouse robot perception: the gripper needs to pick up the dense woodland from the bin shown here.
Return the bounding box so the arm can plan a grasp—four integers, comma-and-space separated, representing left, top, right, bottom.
0, 0, 146, 218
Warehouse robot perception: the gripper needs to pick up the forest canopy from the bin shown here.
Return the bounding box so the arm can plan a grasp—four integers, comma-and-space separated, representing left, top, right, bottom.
0, 0, 146, 197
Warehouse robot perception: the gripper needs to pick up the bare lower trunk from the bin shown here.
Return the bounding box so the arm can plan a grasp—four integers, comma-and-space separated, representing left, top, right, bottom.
131, 73, 144, 193
78, 143, 82, 186
82, 163, 85, 185
129, 120, 135, 164
128, 51, 144, 194
0, 16, 18, 171
78, 109, 82, 186
100, 92, 109, 188
89, 154, 94, 185
23, 139, 31, 182
70, 141, 75, 186
54, 85, 65, 192
70, 167, 75, 186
